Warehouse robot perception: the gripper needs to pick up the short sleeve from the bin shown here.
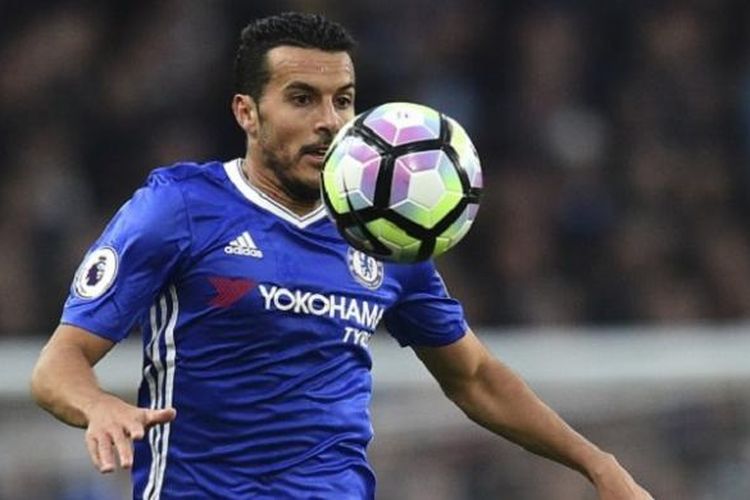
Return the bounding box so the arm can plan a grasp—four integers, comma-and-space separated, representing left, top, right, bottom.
384, 261, 468, 347
61, 173, 191, 342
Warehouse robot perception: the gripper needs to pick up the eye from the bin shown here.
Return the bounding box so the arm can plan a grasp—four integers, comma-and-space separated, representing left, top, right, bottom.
290, 93, 312, 106
335, 94, 354, 110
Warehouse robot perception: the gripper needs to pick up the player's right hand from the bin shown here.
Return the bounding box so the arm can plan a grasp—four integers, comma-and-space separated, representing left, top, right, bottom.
83, 393, 176, 473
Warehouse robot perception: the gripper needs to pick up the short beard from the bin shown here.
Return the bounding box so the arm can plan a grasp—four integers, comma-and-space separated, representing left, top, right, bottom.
255, 103, 321, 204
260, 147, 321, 203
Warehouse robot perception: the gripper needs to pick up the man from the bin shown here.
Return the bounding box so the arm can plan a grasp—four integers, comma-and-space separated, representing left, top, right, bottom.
31, 12, 653, 500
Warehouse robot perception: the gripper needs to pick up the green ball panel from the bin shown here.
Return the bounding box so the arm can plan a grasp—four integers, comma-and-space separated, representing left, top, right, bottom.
390, 200, 432, 228
427, 190, 464, 228
447, 117, 483, 189
366, 218, 422, 262
322, 167, 349, 215
437, 158, 464, 194
391, 190, 463, 230
433, 236, 453, 257
437, 205, 474, 249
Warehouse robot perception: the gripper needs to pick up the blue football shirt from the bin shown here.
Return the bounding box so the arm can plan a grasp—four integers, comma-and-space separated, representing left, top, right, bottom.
62, 159, 468, 499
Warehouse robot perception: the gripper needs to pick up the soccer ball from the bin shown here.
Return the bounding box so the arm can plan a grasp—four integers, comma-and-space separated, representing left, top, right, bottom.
321, 102, 482, 263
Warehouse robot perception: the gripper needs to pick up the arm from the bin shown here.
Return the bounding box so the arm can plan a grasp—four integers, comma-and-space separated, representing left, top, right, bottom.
414, 329, 653, 500
31, 324, 175, 473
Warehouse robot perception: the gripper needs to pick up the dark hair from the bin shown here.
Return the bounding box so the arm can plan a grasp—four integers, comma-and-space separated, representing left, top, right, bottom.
234, 12, 356, 99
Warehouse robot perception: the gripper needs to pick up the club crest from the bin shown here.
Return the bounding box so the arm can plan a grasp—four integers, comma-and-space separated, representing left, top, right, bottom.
74, 246, 119, 299
347, 247, 384, 290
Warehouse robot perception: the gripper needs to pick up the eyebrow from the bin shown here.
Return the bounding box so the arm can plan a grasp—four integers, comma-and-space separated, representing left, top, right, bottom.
284, 81, 355, 94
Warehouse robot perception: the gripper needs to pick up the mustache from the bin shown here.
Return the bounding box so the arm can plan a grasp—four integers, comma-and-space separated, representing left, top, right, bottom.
299, 134, 334, 155
299, 142, 332, 155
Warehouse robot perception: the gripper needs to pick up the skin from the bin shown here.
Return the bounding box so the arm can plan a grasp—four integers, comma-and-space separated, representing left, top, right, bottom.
231, 46, 356, 216
31, 45, 653, 499
415, 331, 654, 499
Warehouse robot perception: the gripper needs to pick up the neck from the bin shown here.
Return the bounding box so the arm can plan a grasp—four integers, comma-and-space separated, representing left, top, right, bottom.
240, 156, 321, 217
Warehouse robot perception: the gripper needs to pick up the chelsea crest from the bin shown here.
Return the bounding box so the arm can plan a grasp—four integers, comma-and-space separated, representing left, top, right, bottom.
347, 248, 384, 290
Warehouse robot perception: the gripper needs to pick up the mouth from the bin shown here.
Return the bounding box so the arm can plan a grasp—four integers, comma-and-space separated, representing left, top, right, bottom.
301, 144, 331, 164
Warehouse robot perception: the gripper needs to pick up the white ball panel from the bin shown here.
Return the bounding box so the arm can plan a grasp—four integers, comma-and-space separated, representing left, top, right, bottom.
406, 170, 446, 210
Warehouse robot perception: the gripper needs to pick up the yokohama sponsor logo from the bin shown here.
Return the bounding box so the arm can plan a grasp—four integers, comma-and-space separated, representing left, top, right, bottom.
258, 284, 384, 330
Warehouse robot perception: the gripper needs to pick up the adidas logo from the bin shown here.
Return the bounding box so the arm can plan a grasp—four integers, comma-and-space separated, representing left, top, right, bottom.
224, 231, 263, 258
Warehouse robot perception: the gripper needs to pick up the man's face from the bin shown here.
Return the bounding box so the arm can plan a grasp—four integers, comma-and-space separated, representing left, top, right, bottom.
250, 46, 355, 202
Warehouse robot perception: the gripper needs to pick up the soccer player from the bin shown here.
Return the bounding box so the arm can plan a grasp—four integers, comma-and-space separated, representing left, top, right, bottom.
31, 12, 653, 500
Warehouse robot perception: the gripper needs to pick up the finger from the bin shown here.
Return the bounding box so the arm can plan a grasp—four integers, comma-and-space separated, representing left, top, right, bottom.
126, 423, 146, 441
143, 408, 177, 426
97, 434, 116, 473
111, 428, 134, 469
85, 434, 101, 471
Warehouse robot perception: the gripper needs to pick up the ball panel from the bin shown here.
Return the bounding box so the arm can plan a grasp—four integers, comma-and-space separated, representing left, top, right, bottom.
342, 157, 364, 195
406, 170, 445, 210
396, 124, 439, 146
348, 191, 373, 211
447, 117, 483, 189
390, 199, 432, 228
437, 156, 464, 194
359, 159, 381, 204
322, 163, 349, 215
390, 149, 465, 229
363, 102, 441, 147
434, 236, 453, 256
438, 204, 474, 246
366, 218, 422, 262
390, 150, 452, 205
367, 217, 418, 246
429, 190, 464, 228
389, 159, 411, 206
322, 135, 383, 215
395, 150, 445, 174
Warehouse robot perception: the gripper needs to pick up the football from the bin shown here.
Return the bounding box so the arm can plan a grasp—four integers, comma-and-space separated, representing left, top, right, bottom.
321, 102, 483, 263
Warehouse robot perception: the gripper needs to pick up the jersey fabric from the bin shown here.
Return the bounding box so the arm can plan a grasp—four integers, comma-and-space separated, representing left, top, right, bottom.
62, 159, 468, 499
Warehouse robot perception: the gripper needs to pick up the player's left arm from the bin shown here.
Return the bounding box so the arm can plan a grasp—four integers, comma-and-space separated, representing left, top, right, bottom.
414, 329, 653, 500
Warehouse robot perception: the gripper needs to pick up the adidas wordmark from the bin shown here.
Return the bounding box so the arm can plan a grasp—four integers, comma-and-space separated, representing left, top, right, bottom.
224, 231, 263, 258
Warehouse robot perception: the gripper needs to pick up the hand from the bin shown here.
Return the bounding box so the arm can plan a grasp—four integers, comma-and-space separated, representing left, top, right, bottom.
591, 454, 654, 500
83, 393, 176, 473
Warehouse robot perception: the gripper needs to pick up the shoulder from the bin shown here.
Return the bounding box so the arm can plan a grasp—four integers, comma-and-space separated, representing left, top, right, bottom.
131, 160, 230, 215
145, 160, 227, 189
109, 161, 228, 241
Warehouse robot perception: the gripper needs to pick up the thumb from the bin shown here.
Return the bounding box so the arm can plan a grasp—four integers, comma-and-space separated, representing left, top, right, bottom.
143, 408, 177, 426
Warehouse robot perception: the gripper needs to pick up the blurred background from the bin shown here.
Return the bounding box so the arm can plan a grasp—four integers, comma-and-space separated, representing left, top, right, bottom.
1, 0, 750, 498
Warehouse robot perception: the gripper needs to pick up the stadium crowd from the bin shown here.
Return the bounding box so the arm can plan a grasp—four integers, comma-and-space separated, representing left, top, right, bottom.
3, 0, 750, 333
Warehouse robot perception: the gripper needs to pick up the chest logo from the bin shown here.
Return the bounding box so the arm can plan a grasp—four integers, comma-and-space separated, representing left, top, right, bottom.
225, 231, 263, 258
347, 248, 384, 290
208, 277, 255, 308
74, 246, 119, 299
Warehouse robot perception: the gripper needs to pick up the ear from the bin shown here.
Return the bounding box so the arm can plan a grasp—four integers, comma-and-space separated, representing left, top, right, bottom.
232, 94, 259, 138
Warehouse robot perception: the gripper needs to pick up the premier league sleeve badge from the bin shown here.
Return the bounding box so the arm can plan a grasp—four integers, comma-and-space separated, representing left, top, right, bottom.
73, 246, 119, 299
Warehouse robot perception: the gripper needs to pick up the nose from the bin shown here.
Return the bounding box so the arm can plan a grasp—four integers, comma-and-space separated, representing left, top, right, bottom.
315, 100, 345, 138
